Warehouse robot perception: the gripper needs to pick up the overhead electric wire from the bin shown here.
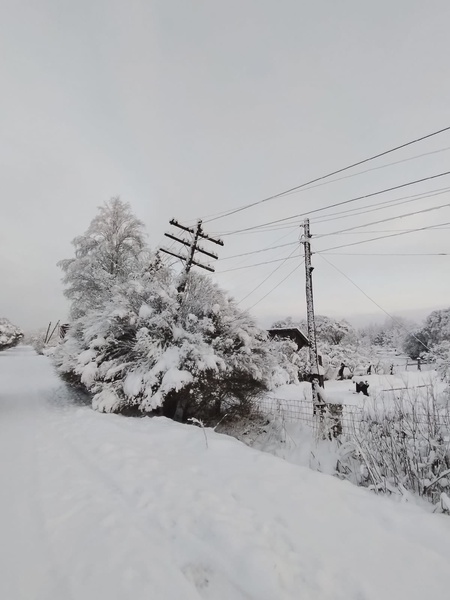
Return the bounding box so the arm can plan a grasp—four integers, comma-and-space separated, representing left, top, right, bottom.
217, 187, 450, 239
218, 186, 450, 237
322, 229, 450, 234
321, 252, 450, 256
220, 241, 298, 261
314, 202, 450, 239
245, 261, 304, 311
220, 229, 299, 273
316, 253, 432, 352
224, 225, 300, 236
237, 245, 301, 304
202, 124, 450, 223
217, 253, 302, 273
309, 186, 450, 225
217, 224, 299, 237
214, 171, 450, 236
271, 145, 450, 201
315, 220, 450, 254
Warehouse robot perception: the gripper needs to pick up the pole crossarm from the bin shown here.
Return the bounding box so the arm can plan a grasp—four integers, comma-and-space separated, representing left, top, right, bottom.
160, 218, 224, 292
195, 245, 218, 260
169, 219, 195, 235
197, 231, 224, 246
164, 232, 191, 247
191, 259, 215, 272
159, 248, 187, 262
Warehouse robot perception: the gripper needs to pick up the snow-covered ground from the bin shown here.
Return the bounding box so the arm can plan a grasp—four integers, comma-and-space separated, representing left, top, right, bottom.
1, 346, 450, 600
269, 369, 446, 408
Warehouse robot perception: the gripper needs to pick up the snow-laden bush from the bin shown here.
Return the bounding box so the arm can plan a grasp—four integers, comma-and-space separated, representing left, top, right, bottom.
55, 198, 302, 423
0, 318, 23, 350
55, 267, 296, 423
338, 385, 450, 505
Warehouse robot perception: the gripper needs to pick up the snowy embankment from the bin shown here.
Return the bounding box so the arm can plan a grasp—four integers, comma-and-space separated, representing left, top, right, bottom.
1, 347, 450, 600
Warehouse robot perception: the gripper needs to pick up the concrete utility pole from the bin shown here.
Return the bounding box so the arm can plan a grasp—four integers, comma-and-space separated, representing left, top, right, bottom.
302, 219, 324, 416
159, 219, 224, 295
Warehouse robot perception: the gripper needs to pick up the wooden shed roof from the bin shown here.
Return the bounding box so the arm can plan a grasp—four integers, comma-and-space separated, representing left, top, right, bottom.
267, 327, 310, 350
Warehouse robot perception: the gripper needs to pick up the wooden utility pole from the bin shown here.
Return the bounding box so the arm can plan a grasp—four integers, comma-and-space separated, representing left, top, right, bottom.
44, 322, 52, 344
302, 219, 324, 415
46, 320, 60, 344
159, 219, 224, 294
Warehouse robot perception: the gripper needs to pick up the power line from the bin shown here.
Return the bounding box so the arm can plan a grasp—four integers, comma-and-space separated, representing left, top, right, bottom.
217, 224, 299, 237
321, 229, 450, 234
220, 229, 299, 273
246, 262, 304, 311
217, 253, 302, 273
310, 186, 450, 224
314, 202, 450, 239
203, 125, 450, 223
316, 253, 431, 352
321, 252, 450, 256
237, 246, 301, 304
272, 145, 450, 200
214, 171, 450, 235
315, 220, 450, 253
220, 241, 298, 261
216, 186, 450, 238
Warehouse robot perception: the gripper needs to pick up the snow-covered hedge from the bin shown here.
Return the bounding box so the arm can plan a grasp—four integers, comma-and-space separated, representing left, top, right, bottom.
0, 318, 23, 350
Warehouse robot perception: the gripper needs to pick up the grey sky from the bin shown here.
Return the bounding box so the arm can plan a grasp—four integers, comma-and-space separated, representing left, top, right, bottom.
1, 0, 450, 330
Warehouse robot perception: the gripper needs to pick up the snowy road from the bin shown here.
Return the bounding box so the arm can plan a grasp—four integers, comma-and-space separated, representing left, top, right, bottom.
1, 347, 450, 600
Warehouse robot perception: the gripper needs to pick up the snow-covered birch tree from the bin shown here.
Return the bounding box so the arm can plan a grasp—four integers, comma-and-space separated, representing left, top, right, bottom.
58, 197, 147, 318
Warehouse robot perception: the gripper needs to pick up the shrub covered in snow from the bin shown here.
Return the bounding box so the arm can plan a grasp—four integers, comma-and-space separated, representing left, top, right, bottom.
55, 199, 297, 423
0, 318, 23, 350
55, 267, 295, 422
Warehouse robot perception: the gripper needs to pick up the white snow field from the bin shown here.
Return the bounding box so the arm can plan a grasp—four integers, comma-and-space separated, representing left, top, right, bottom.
1, 347, 450, 600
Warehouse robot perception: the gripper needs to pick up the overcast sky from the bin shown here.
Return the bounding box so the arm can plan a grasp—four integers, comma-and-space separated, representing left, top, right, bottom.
1, 0, 450, 331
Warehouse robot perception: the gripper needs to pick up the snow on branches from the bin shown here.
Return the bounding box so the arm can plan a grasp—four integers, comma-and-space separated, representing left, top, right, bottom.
55, 200, 296, 423
0, 318, 23, 350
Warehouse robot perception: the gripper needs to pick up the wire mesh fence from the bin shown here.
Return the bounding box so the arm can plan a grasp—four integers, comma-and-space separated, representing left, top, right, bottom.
256, 388, 450, 436
256, 396, 364, 436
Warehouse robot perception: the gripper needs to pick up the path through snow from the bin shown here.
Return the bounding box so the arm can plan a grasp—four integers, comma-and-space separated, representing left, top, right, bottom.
1, 346, 450, 600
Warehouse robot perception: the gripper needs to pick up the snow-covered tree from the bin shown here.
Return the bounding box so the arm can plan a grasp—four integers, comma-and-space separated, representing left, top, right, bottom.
403, 309, 450, 359
0, 318, 23, 350
403, 330, 429, 360
423, 308, 450, 345
423, 341, 450, 382
270, 315, 375, 379
58, 197, 147, 318
56, 267, 294, 423
272, 315, 354, 345
360, 317, 416, 351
